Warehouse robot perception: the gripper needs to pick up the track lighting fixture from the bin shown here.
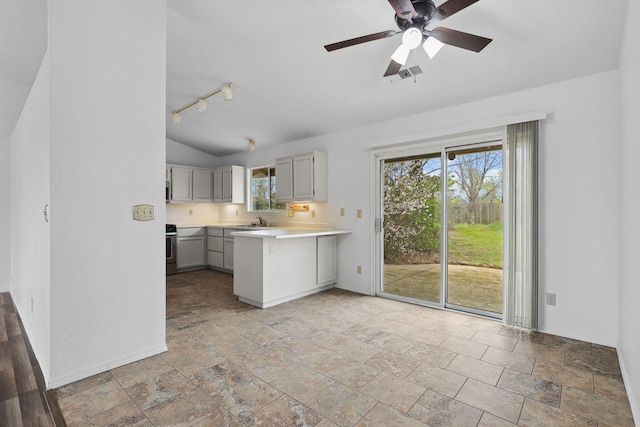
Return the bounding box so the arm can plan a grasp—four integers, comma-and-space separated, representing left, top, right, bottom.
247, 139, 256, 151
196, 99, 207, 112
171, 82, 234, 124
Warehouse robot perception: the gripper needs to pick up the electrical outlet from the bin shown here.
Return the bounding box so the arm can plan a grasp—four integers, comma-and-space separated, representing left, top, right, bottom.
288, 209, 294, 217
546, 292, 557, 306
357, 209, 362, 218
340, 208, 345, 216
188, 209, 193, 215
311, 209, 316, 218
269, 244, 275, 254
235, 209, 239, 216
357, 265, 362, 274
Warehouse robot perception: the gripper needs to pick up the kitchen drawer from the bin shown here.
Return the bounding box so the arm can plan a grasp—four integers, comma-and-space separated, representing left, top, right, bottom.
208, 227, 223, 237
207, 251, 223, 268
177, 227, 205, 237
207, 236, 224, 252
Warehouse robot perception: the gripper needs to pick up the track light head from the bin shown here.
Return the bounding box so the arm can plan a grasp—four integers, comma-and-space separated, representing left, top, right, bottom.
196, 99, 207, 112
172, 112, 181, 124
221, 83, 234, 101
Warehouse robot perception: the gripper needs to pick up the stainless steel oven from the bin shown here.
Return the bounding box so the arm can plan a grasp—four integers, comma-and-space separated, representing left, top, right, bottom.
166, 224, 177, 275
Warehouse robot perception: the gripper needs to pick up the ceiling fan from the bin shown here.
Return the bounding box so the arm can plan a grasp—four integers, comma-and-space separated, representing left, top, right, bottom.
324, 0, 492, 77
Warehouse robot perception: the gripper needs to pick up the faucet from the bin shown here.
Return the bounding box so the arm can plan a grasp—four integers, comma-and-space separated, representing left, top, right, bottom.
256, 216, 267, 226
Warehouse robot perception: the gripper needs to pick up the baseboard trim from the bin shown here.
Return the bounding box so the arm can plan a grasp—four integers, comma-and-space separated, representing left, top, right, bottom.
617, 347, 640, 426
46, 343, 168, 390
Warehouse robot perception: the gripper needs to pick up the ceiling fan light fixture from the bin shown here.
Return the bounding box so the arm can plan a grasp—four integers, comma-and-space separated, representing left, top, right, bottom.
423, 35, 444, 58
390, 43, 411, 65
247, 139, 256, 151
221, 83, 234, 101
172, 112, 181, 124
402, 27, 423, 49
196, 98, 207, 112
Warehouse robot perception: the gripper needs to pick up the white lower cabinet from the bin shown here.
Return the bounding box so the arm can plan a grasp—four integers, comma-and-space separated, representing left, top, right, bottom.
207, 227, 239, 273
207, 227, 224, 269
177, 227, 205, 270
224, 238, 234, 271
317, 235, 337, 285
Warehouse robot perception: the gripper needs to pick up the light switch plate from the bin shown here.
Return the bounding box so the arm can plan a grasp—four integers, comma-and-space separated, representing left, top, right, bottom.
133, 204, 154, 221
357, 209, 362, 218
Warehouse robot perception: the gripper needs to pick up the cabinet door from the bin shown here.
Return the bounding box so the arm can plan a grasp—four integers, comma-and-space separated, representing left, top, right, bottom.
222, 167, 232, 202
171, 167, 192, 201
193, 169, 212, 202
207, 251, 224, 268
177, 236, 205, 269
212, 169, 223, 202
223, 238, 234, 271
275, 157, 294, 201
317, 235, 337, 285
293, 154, 315, 200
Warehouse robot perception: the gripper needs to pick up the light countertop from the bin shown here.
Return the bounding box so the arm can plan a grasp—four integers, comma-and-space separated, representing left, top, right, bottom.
231, 229, 352, 239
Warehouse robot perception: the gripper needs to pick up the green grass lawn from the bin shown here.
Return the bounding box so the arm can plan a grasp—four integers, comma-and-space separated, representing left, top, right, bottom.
448, 222, 503, 268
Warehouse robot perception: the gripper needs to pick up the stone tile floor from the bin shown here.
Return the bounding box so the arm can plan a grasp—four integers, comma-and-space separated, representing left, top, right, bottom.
52, 269, 635, 426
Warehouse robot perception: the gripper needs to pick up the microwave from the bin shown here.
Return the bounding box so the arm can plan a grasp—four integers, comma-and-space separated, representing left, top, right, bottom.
165, 180, 171, 203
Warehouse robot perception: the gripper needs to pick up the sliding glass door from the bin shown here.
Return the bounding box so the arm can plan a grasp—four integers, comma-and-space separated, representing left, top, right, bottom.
382, 153, 443, 304
378, 136, 504, 318
444, 145, 503, 316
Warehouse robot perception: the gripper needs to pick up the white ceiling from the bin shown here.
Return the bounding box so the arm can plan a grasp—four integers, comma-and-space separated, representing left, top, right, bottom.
1, 1, 629, 156
0, 0, 47, 138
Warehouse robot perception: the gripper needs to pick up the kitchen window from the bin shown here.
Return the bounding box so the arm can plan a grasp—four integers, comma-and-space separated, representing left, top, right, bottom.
248, 166, 286, 212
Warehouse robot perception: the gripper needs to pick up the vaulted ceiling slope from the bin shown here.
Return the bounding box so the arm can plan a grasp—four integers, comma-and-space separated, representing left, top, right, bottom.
0, 0, 47, 138
167, 0, 628, 156
1, 1, 629, 155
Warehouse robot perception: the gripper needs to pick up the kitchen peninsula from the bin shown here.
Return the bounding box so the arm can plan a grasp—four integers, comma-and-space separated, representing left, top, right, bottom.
232, 228, 351, 308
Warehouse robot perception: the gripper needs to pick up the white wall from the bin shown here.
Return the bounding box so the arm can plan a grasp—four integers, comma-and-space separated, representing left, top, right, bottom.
10, 51, 51, 379
167, 138, 220, 168
617, 0, 640, 422
221, 70, 620, 347
44, 1, 166, 387
0, 137, 9, 292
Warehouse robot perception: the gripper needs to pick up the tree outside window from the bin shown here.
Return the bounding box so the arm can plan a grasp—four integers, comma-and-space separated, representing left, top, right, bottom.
249, 166, 286, 211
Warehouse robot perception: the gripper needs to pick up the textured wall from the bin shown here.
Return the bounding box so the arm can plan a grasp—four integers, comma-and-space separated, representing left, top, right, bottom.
0, 137, 9, 292
221, 70, 620, 347
617, 0, 640, 422
10, 51, 52, 379
46, 1, 167, 387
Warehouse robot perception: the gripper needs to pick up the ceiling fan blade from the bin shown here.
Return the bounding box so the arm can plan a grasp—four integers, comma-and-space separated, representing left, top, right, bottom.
324, 30, 398, 52
388, 0, 417, 22
431, 0, 479, 21
383, 60, 402, 77
429, 27, 492, 52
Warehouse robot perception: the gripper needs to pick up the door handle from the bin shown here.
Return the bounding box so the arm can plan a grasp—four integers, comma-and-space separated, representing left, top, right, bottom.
43, 204, 49, 223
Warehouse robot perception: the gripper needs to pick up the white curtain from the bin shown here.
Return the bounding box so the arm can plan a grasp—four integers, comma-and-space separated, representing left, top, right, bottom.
504, 121, 539, 329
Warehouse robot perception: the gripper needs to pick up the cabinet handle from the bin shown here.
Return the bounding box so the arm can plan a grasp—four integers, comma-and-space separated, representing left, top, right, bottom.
43, 204, 49, 222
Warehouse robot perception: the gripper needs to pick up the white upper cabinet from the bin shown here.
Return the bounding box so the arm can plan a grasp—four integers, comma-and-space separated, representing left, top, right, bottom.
212, 169, 223, 202
169, 166, 192, 202
168, 164, 212, 203
192, 168, 212, 202
275, 157, 293, 201
212, 165, 245, 204
275, 151, 327, 202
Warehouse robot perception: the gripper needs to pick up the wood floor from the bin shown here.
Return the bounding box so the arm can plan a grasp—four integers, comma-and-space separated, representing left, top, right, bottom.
0, 292, 59, 427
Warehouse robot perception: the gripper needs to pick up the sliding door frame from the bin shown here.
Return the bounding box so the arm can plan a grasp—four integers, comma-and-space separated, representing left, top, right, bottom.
372, 128, 505, 311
